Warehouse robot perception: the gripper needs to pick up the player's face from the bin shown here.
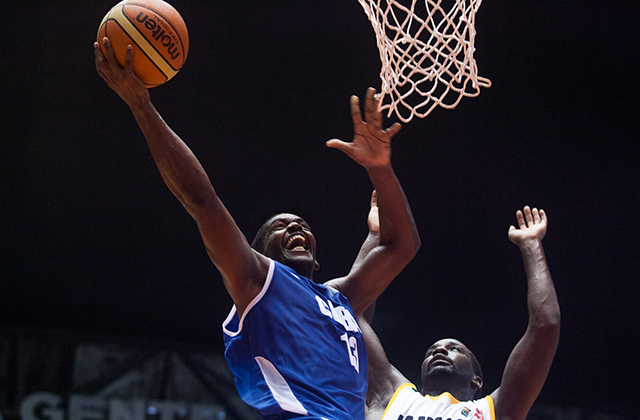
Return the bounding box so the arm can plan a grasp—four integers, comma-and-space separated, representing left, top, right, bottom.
421, 338, 476, 389
261, 213, 318, 277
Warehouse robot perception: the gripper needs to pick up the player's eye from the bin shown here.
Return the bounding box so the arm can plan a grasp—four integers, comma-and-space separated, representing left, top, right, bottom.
272, 222, 286, 230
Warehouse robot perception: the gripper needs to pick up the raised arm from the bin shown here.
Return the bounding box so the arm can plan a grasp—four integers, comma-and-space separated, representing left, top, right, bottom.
358, 305, 410, 420
353, 200, 410, 419
325, 88, 421, 315
94, 40, 267, 315
491, 206, 560, 420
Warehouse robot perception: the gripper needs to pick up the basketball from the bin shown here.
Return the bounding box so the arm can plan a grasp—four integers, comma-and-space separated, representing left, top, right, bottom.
97, 0, 189, 88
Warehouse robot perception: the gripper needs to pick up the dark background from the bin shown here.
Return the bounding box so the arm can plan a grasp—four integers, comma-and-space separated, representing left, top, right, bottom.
2, 0, 639, 416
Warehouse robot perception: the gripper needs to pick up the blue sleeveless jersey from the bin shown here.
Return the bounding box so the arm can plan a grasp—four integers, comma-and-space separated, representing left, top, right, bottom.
223, 259, 367, 420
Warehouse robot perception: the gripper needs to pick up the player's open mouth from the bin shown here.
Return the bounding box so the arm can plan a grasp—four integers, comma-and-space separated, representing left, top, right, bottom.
285, 234, 307, 251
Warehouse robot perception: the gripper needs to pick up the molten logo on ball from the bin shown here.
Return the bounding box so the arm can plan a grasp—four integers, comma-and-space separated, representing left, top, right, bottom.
135, 12, 181, 61
97, 0, 189, 88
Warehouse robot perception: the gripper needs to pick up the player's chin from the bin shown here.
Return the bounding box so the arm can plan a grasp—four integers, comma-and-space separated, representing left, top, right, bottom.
425, 365, 455, 379
283, 250, 312, 262
282, 251, 314, 268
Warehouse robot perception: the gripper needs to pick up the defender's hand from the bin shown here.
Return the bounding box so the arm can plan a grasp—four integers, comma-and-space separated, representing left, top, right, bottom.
326, 87, 401, 168
508, 206, 547, 246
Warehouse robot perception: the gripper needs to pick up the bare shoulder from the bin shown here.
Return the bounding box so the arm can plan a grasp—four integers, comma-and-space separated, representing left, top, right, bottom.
224, 249, 271, 317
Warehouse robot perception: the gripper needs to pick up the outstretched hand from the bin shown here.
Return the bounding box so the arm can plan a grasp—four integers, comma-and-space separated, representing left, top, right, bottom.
94, 38, 149, 106
508, 206, 547, 246
326, 87, 401, 168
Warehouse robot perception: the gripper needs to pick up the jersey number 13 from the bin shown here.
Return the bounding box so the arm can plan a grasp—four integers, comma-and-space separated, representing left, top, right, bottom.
340, 333, 359, 373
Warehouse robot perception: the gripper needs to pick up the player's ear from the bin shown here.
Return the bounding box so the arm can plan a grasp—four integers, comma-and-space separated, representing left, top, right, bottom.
314, 260, 320, 271
471, 375, 483, 390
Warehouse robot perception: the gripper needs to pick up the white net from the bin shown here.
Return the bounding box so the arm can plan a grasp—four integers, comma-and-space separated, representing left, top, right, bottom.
358, 0, 491, 122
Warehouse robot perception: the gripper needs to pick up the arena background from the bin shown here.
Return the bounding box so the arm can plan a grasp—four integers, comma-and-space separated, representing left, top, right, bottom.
1, 1, 639, 419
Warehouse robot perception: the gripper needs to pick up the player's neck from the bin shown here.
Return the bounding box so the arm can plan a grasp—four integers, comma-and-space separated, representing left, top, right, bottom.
288, 263, 314, 280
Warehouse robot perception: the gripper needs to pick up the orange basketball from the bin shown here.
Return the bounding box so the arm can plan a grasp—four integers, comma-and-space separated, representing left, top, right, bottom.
97, 0, 189, 88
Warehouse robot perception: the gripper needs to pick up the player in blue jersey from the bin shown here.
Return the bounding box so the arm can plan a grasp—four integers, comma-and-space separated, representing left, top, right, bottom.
94, 40, 420, 419
360, 206, 560, 420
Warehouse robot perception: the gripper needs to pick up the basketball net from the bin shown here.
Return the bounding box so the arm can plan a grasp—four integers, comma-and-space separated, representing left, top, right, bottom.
358, 0, 491, 122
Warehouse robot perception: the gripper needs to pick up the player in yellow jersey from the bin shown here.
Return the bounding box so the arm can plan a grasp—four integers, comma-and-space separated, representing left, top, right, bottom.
361, 206, 560, 420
